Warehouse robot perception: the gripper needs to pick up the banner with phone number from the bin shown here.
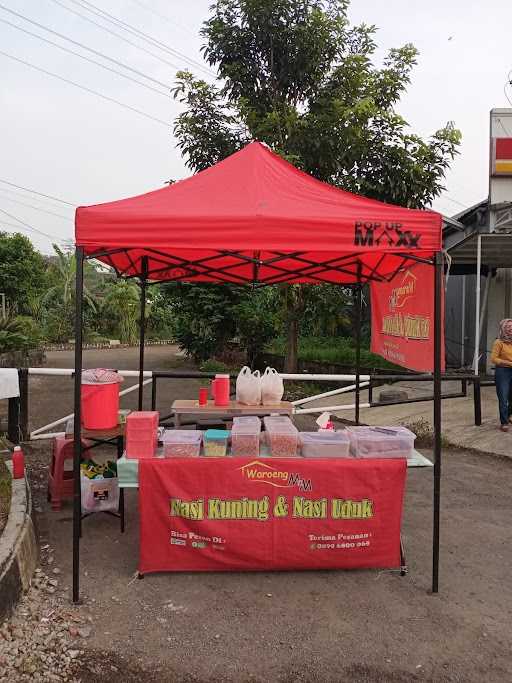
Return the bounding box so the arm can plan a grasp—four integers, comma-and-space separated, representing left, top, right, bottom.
138, 457, 406, 574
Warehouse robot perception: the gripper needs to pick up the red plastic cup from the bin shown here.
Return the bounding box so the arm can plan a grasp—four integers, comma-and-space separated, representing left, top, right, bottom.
198, 387, 208, 406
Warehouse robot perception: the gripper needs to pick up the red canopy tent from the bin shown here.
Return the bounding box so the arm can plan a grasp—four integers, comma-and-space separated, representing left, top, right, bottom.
73, 141, 444, 600
75, 141, 442, 285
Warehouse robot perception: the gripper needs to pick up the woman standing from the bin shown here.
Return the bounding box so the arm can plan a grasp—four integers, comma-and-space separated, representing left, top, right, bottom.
491, 319, 512, 432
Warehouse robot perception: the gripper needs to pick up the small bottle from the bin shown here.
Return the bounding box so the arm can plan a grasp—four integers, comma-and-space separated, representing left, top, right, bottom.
12, 445, 25, 479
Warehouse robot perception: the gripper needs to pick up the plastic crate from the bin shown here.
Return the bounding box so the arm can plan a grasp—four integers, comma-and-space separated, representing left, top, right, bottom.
126, 411, 159, 433
126, 411, 159, 459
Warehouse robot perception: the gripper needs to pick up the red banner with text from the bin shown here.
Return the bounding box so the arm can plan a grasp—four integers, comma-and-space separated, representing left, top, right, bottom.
370, 262, 445, 372
138, 457, 406, 574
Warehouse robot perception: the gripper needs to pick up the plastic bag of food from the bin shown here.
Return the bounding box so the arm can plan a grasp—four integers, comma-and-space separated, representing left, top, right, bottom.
236, 366, 261, 405
261, 367, 284, 405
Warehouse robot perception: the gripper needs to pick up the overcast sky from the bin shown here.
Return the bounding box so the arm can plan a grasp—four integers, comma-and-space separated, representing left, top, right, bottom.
1, 0, 511, 253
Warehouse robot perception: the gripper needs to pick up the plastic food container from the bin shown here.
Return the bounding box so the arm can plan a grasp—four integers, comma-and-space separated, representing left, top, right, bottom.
347, 426, 416, 459
125, 411, 159, 459
203, 429, 229, 457
162, 430, 202, 457
300, 431, 351, 458
231, 416, 261, 457
263, 416, 298, 457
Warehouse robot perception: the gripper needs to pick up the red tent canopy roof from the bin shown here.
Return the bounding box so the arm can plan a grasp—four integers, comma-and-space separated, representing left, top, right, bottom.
75, 141, 442, 284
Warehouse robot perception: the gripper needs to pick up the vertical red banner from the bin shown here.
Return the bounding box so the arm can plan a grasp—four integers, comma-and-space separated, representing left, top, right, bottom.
370, 262, 445, 373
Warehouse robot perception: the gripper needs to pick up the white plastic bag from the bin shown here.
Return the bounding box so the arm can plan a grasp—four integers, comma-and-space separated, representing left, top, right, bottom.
81, 474, 119, 513
261, 367, 284, 405
236, 366, 261, 405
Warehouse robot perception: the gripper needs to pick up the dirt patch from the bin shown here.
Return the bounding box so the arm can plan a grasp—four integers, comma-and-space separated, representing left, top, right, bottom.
15, 439, 511, 683
3, 348, 512, 682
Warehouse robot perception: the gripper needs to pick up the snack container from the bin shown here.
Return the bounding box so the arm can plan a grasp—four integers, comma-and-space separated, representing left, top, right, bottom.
231, 416, 261, 457
203, 429, 229, 457
300, 431, 351, 458
263, 416, 298, 457
162, 430, 202, 457
347, 426, 416, 459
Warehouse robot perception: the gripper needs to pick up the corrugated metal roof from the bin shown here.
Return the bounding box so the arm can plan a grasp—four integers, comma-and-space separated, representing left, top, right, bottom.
447, 232, 512, 266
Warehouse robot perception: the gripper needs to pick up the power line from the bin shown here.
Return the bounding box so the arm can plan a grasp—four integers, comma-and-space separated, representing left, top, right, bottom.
0, 186, 72, 208
48, 0, 191, 76
0, 194, 73, 221
441, 195, 467, 209
0, 207, 64, 241
0, 49, 170, 127
0, 3, 172, 90
66, 0, 215, 77
0, 17, 169, 99
128, 0, 196, 38
0, 178, 75, 206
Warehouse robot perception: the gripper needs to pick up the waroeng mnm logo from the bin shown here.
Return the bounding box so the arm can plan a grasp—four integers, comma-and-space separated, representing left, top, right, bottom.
238, 461, 312, 492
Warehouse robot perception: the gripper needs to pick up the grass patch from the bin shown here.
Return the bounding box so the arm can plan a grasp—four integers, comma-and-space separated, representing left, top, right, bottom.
0, 458, 11, 536
401, 417, 450, 449
267, 336, 399, 370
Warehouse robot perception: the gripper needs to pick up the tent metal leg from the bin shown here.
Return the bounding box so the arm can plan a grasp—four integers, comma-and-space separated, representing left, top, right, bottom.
432, 251, 443, 594
473, 234, 482, 373
355, 264, 362, 425
72, 247, 84, 604
138, 256, 148, 411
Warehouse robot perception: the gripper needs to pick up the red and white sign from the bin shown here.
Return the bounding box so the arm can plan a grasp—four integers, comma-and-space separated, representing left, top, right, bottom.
138, 457, 406, 575
370, 262, 445, 373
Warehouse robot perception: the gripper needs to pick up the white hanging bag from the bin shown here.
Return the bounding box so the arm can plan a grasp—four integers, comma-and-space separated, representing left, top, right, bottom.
261, 367, 284, 405
236, 366, 261, 405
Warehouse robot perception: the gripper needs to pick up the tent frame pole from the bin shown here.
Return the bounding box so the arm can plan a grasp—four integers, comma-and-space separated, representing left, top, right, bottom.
72, 247, 84, 604
138, 256, 148, 410
432, 250, 443, 593
473, 234, 482, 374
355, 263, 362, 425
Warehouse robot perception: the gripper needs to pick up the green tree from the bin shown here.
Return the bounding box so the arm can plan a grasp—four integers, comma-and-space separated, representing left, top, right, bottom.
172, 0, 460, 370
103, 280, 141, 345
42, 245, 99, 342
0, 232, 46, 314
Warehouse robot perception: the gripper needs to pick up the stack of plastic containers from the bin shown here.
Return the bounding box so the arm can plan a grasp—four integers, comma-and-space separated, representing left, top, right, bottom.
263, 416, 298, 457
347, 426, 416, 459
300, 431, 351, 458
231, 416, 261, 457
162, 430, 202, 457
125, 411, 159, 459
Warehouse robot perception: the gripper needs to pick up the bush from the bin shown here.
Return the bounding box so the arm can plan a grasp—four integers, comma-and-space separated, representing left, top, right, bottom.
199, 358, 230, 373
0, 458, 11, 535
267, 336, 398, 370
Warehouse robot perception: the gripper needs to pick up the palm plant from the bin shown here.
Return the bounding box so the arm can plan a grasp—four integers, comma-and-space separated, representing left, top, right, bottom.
103, 280, 141, 344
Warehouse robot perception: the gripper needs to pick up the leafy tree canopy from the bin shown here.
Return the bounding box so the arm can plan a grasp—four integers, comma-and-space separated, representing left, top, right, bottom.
173, 0, 460, 208
0, 231, 46, 314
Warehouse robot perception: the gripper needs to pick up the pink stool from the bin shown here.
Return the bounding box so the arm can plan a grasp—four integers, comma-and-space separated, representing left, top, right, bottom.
47, 436, 91, 511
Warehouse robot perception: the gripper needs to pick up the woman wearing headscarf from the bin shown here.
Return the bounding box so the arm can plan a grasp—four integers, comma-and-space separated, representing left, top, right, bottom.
491, 319, 512, 431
